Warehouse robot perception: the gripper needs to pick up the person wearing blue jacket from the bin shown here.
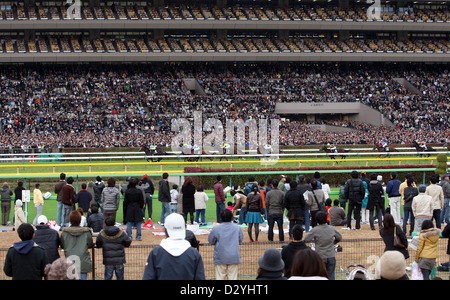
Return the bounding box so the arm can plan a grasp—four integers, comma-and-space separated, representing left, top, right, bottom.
386, 172, 402, 224
208, 209, 244, 280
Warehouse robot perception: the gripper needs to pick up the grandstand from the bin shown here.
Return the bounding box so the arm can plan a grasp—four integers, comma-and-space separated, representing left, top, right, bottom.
0, 0, 449, 150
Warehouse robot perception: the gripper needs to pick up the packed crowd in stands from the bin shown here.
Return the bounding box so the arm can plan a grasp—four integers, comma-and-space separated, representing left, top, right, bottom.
1, 2, 449, 22
2, 34, 450, 54
0, 62, 449, 149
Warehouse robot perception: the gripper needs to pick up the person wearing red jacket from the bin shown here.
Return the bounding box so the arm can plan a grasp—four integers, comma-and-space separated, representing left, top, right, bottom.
214, 175, 225, 223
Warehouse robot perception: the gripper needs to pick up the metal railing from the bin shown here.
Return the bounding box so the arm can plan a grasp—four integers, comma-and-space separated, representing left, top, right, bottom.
0, 238, 448, 280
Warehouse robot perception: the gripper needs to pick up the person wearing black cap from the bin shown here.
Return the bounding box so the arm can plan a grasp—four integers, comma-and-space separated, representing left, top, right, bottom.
256, 248, 287, 280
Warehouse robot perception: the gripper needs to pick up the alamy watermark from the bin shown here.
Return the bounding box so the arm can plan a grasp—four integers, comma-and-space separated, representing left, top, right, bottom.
367, 0, 381, 20
171, 111, 280, 165
66, 0, 81, 19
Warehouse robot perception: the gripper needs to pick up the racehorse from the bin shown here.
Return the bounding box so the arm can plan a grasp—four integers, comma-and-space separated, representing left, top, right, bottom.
320, 146, 350, 161
139, 146, 168, 162
412, 141, 435, 157
372, 144, 398, 158
182, 148, 215, 162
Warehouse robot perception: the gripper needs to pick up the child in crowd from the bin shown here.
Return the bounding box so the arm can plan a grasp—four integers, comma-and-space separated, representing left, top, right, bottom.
170, 184, 179, 213
194, 185, 209, 226
325, 198, 332, 224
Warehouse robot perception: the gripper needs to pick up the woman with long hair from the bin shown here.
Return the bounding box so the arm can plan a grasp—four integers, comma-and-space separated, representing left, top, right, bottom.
379, 213, 409, 259
289, 248, 329, 280
182, 177, 196, 224
245, 184, 265, 242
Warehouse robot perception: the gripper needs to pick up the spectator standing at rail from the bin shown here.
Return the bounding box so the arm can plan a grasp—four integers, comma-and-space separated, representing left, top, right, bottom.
412, 184, 434, 232
143, 213, 205, 280
284, 180, 305, 238
296, 175, 310, 231
14, 181, 25, 206
386, 172, 402, 224
181, 177, 196, 225
344, 171, 365, 230
75, 183, 92, 214
304, 211, 342, 280
101, 177, 121, 225
278, 175, 287, 193
426, 174, 444, 229
139, 174, 155, 221
4, 223, 48, 280
245, 184, 265, 242
33, 215, 61, 264
214, 175, 226, 223
367, 173, 385, 231
61, 177, 76, 228
194, 185, 208, 226
54, 173, 67, 228
87, 204, 104, 235
93, 176, 105, 212
379, 213, 409, 260
123, 178, 145, 241
95, 216, 132, 280
14, 200, 26, 231
281, 224, 310, 278
265, 179, 286, 242
1, 182, 13, 226
61, 210, 93, 280
306, 179, 326, 228
33, 184, 44, 226
208, 209, 243, 280
402, 177, 418, 236
158, 173, 171, 225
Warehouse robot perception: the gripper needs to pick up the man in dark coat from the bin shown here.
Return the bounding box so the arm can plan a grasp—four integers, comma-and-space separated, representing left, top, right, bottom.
93, 176, 105, 212
33, 215, 61, 263
4, 223, 48, 280
75, 183, 92, 213
344, 171, 365, 230
95, 216, 132, 280
367, 173, 385, 231
284, 180, 306, 239
139, 174, 155, 220
123, 178, 144, 241
281, 224, 310, 278
158, 173, 171, 224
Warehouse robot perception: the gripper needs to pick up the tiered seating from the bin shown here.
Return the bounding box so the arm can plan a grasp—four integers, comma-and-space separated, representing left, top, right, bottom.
1, 3, 449, 22
1, 34, 449, 54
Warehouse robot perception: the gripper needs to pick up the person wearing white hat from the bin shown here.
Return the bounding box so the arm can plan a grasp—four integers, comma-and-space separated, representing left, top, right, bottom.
33, 214, 61, 263
14, 200, 26, 231
375, 250, 408, 280
142, 213, 205, 280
